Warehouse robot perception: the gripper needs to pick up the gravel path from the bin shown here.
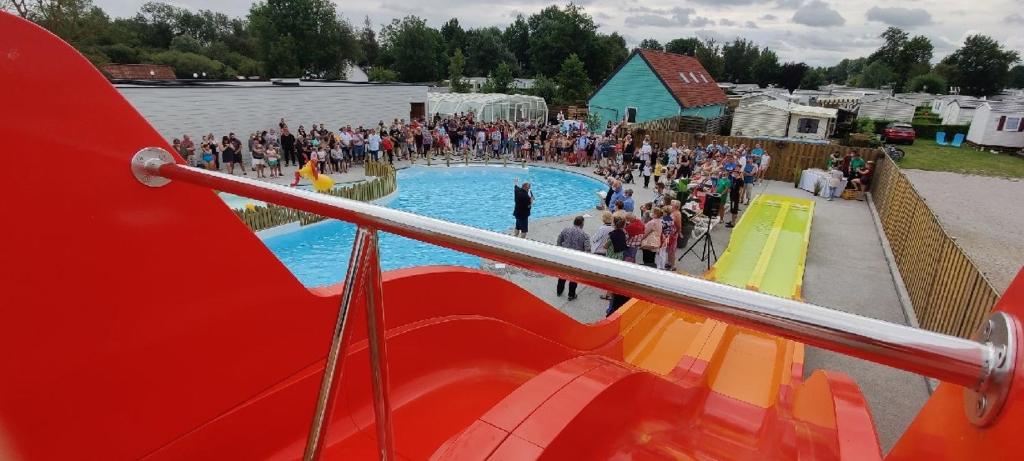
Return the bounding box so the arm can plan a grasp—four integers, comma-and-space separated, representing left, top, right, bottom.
903, 169, 1024, 294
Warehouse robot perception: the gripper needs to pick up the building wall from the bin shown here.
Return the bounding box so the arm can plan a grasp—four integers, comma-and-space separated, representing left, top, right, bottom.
589, 54, 681, 127
681, 104, 725, 118
967, 105, 1024, 148
787, 114, 831, 140
730, 105, 789, 137
117, 84, 428, 145
857, 98, 915, 123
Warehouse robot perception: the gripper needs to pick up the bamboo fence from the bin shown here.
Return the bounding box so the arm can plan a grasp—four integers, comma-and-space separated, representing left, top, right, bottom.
232, 161, 397, 232
871, 154, 1000, 338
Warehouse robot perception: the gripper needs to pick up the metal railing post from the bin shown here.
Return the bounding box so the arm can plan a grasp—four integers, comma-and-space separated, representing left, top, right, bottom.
303, 227, 374, 460
363, 229, 397, 459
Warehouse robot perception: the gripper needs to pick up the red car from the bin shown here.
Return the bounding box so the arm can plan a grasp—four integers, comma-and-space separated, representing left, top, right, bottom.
882, 122, 916, 144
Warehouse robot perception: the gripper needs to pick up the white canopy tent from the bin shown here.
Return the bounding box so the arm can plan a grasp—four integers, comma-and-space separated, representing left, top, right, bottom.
427, 93, 548, 123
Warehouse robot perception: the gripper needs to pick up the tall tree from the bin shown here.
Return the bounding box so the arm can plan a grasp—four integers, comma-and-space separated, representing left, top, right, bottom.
800, 67, 826, 90
1010, 65, 1024, 90
503, 15, 530, 71
638, 38, 663, 51
778, 62, 808, 92
440, 18, 466, 57
751, 48, 780, 88
482, 62, 514, 93
463, 26, 517, 77
526, 4, 597, 79
695, 38, 723, 80
858, 60, 897, 88
248, 0, 358, 78
942, 35, 1020, 96
378, 15, 445, 82
721, 38, 760, 83
356, 16, 378, 67
907, 73, 947, 94
448, 48, 468, 92
870, 27, 908, 68
665, 37, 701, 56
555, 53, 592, 104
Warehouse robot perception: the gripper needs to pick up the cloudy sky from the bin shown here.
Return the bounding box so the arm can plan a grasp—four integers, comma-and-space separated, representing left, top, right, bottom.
94, 0, 1024, 67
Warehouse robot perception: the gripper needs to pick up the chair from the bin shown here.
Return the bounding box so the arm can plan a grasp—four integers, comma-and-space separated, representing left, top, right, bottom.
950, 133, 965, 148
935, 131, 948, 145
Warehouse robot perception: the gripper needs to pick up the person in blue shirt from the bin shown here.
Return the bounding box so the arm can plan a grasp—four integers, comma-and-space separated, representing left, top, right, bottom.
751, 143, 765, 158
742, 160, 757, 204
621, 189, 635, 213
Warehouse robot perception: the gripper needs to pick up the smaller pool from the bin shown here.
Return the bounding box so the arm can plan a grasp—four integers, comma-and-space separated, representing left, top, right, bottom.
263, 165, 605, 286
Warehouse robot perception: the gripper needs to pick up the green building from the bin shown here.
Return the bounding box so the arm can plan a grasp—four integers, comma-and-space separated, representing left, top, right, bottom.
588, 49, 727, 128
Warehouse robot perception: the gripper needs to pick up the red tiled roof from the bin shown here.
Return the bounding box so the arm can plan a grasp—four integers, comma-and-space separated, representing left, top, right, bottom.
637, 49, 727, 108
101, 64, 176, 80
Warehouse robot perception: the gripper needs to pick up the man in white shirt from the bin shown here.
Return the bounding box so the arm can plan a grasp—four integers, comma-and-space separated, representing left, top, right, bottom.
758, 152, 771, 182
339, 127, 352, 160
666, 142, 680, 165
367, 129, 382, 162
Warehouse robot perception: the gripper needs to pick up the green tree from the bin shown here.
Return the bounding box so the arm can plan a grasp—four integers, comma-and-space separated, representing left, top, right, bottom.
1010, 65, 1024, 89
150, 49, 234, 78
638, 38, 663, 51
942, 35, 1020, 96
367, 66, 398, 82
463, 27, 518, 77
665, 37, 701, 56
482, 62, 514, 93
778, 62, 808, 92
907, 73, 947, 94
169, 34, 203, 54
248, 0, 358, 78
555, 53, 592, 104
867, 27, 932, 90
378, 16, 446, 82
695, 39, 724, 80
503, 15, 530, 71
440, 18, 466, 57
751, 48, 780, 88
448, 48, 469, 92
528, 74, 558, 102
588, 32, 628, 85
858, 61, 897, 88
721, 38, 760, 83
526, 4, 602, 80
356, 16, 379, 67
870, 27, 908, 68
800, 67, 826, 89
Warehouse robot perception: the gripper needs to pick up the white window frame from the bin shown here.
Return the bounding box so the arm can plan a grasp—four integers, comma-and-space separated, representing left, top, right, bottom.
1003, 116, 1021, 132
626, 106, 638, 123
678, 72, 689, 83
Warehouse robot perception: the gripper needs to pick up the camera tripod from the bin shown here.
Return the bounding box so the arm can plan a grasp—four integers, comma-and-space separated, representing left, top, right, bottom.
679, 215, 718, 271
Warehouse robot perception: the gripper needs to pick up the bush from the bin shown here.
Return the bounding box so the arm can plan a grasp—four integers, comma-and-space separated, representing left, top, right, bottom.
150, 50, 235, 79
368, 67, 399, 82
855, 118, 876, 134
100, 44, 147, 64
907, 73, 947, 94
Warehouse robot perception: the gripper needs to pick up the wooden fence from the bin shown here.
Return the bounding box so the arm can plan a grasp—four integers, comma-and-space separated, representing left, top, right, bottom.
871, 154, 1000, 338
233, 161, 397, 232
632, 115, 729, 134
632, 129, 880, 183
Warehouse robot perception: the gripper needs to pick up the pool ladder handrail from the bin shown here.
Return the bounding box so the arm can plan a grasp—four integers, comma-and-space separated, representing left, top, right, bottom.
131, 148, 1016, 460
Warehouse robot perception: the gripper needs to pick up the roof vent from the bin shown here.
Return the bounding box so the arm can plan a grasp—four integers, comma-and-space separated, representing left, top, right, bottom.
679, 72, 690, 83
699, 73, 709, 83
689, 72, 699, 83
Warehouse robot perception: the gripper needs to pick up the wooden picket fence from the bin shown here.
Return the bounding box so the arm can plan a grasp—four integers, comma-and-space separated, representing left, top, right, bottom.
871, 155, 1000, 338
632, 115, 729, 135
232, 161, 397, 232
631, 129, 880, 183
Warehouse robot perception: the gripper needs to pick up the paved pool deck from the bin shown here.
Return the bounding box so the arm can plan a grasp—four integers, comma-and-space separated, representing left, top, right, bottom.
233, 158, 928, 452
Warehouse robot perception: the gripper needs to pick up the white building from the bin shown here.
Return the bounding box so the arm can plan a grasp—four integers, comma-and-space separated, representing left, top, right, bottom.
966, 101, 1024, 148
730, 100, 838, 141
931, 95, 976, 117
856, 95, 916, 123
893, 92, 935, 107
941, 99, 984, 125
116, 80, 429, 142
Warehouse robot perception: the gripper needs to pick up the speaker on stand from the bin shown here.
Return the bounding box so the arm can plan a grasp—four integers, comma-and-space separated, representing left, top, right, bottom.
680, 193, 719, 270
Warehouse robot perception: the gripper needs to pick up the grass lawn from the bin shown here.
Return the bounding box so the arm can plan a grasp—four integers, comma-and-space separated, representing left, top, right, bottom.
895, 139, 1024, 178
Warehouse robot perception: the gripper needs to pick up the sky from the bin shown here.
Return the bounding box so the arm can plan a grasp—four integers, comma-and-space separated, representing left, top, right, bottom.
93, 0, 1024, 67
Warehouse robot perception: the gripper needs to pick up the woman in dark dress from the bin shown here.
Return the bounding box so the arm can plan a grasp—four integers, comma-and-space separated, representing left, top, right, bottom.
221, 136, 236, 174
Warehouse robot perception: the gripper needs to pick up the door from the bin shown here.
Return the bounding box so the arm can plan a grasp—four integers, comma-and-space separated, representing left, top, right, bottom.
410, 102, 425, 122
626, 107, 637, 123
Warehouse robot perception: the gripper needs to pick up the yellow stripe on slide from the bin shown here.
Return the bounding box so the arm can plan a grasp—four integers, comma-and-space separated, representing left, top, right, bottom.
747, 202, 790, 292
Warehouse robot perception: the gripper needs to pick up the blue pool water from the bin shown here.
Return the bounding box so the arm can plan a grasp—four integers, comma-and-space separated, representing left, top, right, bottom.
263, 166, 605, 286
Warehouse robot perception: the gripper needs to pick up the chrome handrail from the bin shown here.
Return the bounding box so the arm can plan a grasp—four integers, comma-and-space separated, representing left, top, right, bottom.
131, 149, 1015, 455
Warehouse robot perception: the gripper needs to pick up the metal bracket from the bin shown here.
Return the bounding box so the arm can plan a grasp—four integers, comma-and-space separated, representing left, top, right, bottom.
965, 311, 1017, 427
131, 147, 175, 187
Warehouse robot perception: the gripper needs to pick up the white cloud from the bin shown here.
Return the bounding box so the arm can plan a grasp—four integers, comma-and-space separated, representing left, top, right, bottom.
866, 7, 933, 28
792, 0, 845, 27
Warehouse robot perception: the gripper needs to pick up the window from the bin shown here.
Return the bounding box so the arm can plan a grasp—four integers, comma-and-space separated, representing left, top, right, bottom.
796, 118, 820, 134
626, 107, 637, 123
678, 72, 690, 83
689, 71, 699, 82
699, 73, 709, 83
1003, 116, 1022, 131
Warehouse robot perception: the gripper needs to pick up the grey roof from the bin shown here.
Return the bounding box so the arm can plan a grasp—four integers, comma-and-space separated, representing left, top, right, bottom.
986, 101, 1024, 113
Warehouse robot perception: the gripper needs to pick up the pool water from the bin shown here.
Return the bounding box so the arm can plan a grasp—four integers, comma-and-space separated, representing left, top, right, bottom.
263, 166, 605, 286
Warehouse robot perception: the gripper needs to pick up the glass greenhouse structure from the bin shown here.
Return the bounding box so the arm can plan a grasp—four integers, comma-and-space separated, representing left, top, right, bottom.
427, 93, 548, 123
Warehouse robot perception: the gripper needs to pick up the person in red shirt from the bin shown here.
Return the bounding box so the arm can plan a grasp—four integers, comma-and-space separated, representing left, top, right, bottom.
624, 214, 645, 263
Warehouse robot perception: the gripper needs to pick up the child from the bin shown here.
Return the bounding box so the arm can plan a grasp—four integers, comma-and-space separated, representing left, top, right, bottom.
266, 145, 282, 177
642, 162, 653, 188
653, 161, 665, 185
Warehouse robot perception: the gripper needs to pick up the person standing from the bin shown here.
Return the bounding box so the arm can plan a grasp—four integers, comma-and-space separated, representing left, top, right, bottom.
513, 178, 533, 238
555, 216, 591, 301
280, 127, 296, 167
640, 207, 664, 267
367, 129, 382, 163
726, 170, 745, 228
757, 150, 771, 182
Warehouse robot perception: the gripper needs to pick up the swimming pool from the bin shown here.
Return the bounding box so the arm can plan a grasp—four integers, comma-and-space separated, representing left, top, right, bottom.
263, 165, 605, 286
